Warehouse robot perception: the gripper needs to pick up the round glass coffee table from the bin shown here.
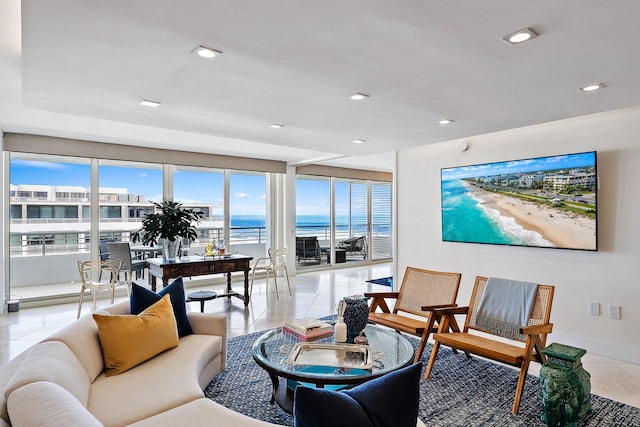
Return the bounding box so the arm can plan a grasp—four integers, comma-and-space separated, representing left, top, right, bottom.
252, 323, 415, 413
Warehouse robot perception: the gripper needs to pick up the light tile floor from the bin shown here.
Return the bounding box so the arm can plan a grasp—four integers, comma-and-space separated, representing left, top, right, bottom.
1, 263, 639, 408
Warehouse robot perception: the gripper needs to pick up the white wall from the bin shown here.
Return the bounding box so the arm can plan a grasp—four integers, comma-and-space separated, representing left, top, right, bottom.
396, 106, 640, 365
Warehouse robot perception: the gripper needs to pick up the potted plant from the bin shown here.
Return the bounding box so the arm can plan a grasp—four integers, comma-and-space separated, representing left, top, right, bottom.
132, 201, 204, 261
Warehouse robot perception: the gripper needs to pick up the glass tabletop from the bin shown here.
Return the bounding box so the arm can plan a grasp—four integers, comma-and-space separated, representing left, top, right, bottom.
251, 323, 415, 384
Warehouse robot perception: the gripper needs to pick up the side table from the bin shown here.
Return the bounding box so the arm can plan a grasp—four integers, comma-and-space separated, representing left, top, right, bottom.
187, 291, 217, 313
326, 249, 347, 264
539, 342, 592, 427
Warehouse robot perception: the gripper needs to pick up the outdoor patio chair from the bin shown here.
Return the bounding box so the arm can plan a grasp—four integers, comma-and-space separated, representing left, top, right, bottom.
295, 236, 321, 264
424, 276, 555, 414
365, 267, 462, 363
250, 247, 291, 300
338, 235, 367, 259
107, 241, 147, 290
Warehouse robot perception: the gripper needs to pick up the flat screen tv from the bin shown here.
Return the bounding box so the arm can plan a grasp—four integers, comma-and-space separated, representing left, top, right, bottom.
441, 151, 597, 251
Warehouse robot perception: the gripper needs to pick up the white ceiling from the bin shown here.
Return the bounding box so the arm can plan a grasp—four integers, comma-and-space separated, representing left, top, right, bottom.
1, 0, 640, 171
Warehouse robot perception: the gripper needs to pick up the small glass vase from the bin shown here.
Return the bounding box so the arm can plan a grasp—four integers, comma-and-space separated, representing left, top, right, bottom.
162, 238, 181, 261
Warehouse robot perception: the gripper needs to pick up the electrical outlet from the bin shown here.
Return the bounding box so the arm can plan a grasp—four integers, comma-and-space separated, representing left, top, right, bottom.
609, 305, 621, 320
589, 302, 600, 316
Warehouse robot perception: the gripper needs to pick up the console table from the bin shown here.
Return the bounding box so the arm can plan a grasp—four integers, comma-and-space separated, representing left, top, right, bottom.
147, 255, 254, 306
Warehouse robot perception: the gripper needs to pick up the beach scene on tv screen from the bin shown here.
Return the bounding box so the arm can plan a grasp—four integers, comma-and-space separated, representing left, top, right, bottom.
441, 152, 597, 250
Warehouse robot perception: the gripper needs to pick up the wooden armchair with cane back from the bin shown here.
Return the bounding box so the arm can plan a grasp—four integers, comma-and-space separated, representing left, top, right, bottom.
364, 267, 462, 363
424, 276, 555, 414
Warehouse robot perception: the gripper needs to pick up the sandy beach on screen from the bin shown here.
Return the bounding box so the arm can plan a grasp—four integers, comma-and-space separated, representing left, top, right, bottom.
465, 184, 596, 249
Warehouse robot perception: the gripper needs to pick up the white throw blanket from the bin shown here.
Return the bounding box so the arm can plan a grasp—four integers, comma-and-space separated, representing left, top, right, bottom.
475, 277, 538, 340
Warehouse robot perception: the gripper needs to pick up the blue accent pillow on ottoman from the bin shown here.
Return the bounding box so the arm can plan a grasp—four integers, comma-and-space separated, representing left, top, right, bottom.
130, 277, 193, 337
293, 362, 422, 427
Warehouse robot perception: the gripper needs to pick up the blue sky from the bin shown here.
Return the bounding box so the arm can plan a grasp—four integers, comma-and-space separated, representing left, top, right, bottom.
296, 179, 349, 216
10, 159, 268, 216
10, 158, 350, 216
441, 151, 596, 181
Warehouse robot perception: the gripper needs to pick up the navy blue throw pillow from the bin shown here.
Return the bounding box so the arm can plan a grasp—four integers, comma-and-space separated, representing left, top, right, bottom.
293, 362, 422, 427
130, 277, 193, 337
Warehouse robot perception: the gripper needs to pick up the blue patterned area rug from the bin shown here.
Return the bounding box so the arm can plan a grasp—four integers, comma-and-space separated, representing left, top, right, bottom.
204, 329, 640, 426
366, 276, 393, 287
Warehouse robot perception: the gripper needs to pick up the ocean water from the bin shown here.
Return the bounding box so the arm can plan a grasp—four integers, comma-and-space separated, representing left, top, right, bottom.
232, 215, 378, 228
441, 179, 551, 247
231, 215, 348, 228
232, 215, 389, 236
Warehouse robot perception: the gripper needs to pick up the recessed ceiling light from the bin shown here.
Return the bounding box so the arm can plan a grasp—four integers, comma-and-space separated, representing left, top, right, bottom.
191, 45, 222, 60
579, 83, 604, 93
139, 100, 160, 108
347, 93, 369, 101
351, 139, 366, 144
439, 119, 454, 125
268, 123, 284, 129
502, 28, 538, 45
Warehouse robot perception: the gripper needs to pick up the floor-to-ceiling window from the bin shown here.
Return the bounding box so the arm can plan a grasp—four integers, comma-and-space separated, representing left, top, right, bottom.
229, 171, 267, 253
3, 134, 287, 303
9, 153, 91, 297
173, 166, 224, 255
4, 136, 390, 301
98, 160, 162, 243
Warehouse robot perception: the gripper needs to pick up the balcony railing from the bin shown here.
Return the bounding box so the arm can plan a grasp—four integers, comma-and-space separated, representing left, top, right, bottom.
10, 226, 269, 257
10, 223, 390, 257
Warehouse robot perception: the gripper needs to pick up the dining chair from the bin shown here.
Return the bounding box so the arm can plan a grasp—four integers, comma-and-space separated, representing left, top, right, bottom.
106, 242, 147, 290
250, 247, 291, 300
98, 238, 114, 281
77, 259, 123, 318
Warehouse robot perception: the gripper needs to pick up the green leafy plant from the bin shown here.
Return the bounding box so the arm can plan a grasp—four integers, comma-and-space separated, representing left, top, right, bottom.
132, 201, 204, 246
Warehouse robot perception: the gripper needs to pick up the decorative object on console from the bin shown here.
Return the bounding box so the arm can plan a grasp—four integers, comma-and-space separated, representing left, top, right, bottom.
342, 295, 369, 343
204, 242, 217, 257
132, 200, 204, 261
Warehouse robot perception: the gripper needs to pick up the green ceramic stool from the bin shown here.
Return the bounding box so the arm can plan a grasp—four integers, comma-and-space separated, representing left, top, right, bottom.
539, 343, 592, 427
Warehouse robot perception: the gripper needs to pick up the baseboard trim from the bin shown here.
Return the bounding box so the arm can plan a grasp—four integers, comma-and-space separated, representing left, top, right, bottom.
550, 331, 640, 366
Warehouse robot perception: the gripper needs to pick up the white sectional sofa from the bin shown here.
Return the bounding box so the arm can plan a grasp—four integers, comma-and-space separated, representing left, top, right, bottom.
0, 300, 279, 427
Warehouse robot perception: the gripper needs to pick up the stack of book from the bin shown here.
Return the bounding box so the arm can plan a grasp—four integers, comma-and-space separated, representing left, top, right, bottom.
282, 317, 334, 341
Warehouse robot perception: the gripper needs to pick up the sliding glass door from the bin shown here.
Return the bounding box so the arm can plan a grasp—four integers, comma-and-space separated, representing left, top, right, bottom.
295, 177, 330, 268
295, 175, 392, 269
371, 182, 392, 260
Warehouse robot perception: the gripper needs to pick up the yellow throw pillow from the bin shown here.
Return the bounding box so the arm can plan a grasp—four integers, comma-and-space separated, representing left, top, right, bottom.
93, 294, 179, 376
